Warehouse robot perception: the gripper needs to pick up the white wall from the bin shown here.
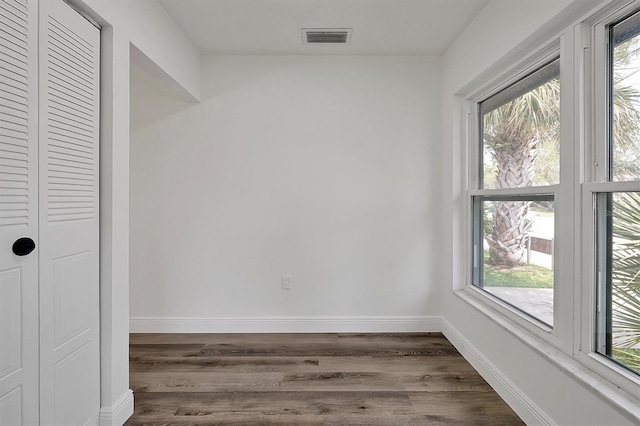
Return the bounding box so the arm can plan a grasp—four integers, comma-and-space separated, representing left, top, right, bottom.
68, 0, 639, 423
66, 1, 202, 424
129, 55, 442, 332
79, 0, 202, 100
441, 1, 638, 425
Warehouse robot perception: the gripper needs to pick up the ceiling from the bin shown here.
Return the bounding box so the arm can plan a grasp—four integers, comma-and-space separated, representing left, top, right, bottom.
159, 0, 489, 56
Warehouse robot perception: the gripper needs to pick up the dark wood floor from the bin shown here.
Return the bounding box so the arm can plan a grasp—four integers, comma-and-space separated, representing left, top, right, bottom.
126, 333, 523, 425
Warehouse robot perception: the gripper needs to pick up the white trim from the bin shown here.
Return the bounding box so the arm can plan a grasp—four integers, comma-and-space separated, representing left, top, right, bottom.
579, 1, 640, 393
577, 181, 640, 396
441, 319, 553, 426
583, 180, 640, 192
99, 389, 133, 426
129, 316, 441, 334
464, 40, 562, 103
555, 26, 577, 354
453, 291, 640, 424
469, 185, 559, 197
463, 286, 554, 334
462, 28, 565, 347
455, 0, 606, 100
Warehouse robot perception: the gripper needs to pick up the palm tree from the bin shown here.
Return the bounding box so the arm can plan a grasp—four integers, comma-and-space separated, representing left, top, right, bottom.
482, 76, 560, 267
613, 39, 640, 180
482, 40, 640, 267
611, 192, 640, 372
480, 41, 640, 371
608, 39, 640, 373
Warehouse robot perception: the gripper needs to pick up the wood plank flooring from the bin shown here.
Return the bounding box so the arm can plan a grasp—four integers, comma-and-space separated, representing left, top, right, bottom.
126, 333, 523, 425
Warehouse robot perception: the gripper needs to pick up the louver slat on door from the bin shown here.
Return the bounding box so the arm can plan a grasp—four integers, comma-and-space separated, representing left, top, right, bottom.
0, 0, 29, 227
45, 16, 96, 223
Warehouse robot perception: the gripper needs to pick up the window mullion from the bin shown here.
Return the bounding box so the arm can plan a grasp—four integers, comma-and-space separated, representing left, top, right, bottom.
555, 29, 576, 352
470, 185, 559, 198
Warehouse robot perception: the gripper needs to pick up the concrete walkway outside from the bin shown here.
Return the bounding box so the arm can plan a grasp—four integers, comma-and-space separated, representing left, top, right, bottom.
484, 287, 554, 326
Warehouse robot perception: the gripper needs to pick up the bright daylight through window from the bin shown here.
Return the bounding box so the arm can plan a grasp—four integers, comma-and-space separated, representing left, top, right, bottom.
472, 59, 560, 327
594, 9, 640, 375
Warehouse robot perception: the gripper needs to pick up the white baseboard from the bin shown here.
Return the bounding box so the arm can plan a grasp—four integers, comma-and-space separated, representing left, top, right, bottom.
99, 389, 134, 426
129, 316, 441, 333
441, 319, 552, 426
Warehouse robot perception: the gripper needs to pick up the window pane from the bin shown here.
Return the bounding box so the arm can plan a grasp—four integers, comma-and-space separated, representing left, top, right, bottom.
596, 192, 640, 374
480, 60, 560, 189
611, 13, 640, 181
472, 196, 554, 326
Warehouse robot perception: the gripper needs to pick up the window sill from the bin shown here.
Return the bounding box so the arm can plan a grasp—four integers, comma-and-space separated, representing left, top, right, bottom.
462, 284, 555, 340
454, 288, 640, 423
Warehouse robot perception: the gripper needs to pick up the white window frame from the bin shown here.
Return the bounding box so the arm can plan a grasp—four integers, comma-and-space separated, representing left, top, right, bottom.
459, 0, 640, 401
463, 36, 571, 350
576, 0, 640, 397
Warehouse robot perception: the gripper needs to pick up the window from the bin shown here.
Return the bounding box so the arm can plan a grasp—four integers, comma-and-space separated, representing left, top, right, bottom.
462, 0, 640, 410
609, 11, 640, 182
593, 10, 640, 375
471, 58, 560, 327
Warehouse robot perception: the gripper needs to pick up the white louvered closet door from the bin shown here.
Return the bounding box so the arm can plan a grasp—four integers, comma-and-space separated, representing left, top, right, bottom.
0, 0, 39, 424
0, 0, 38, 425
38, 0, 100, 424
0, 0, 98, 424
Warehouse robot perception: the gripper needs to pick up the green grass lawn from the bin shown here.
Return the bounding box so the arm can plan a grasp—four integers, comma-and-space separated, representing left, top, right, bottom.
483, 251, 553, 288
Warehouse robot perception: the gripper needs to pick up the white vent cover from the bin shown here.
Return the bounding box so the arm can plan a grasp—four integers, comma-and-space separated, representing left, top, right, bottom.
302, 28, 352, 45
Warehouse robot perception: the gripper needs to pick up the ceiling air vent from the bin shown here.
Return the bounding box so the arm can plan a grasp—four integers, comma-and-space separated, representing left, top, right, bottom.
302, 28, 352, 45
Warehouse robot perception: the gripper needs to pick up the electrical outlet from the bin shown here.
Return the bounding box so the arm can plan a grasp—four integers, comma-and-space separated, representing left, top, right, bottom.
281, 275, 291, 290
